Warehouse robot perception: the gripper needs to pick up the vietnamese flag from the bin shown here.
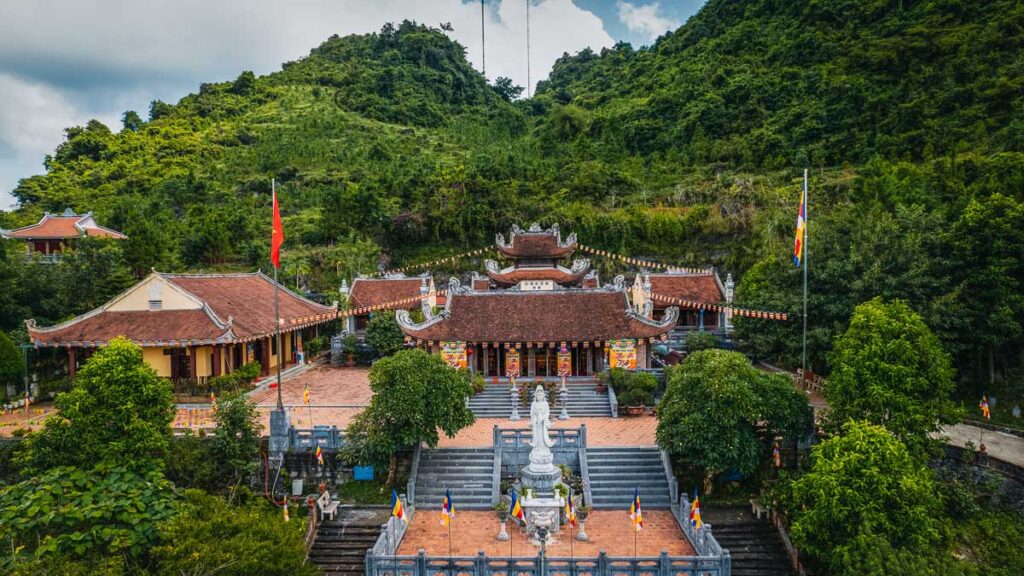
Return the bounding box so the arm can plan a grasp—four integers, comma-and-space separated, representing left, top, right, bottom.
271, 183, 284, 269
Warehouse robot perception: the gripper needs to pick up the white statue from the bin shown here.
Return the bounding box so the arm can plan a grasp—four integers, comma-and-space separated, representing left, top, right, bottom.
530, 385, 555, 449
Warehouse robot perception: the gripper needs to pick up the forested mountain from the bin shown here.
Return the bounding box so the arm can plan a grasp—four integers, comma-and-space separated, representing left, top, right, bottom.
2, 1, 1023, 391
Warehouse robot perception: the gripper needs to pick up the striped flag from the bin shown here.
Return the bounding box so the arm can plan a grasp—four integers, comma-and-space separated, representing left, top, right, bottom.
565, 491, 577, 528
629, 487, 643, 532
271, 183, 284, 269
980, 395, 991, 419
440, 488, 455, 526
690, 491, 703, 530
283, 499, 290, 523
392, 489, 407, 524
509, 490, 526, 523
303, 384, 310, 405
793, 185, 807, 267
315, 445, 324, 466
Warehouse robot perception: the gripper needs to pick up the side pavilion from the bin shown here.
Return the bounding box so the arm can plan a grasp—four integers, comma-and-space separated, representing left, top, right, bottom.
26, 271, 337, 382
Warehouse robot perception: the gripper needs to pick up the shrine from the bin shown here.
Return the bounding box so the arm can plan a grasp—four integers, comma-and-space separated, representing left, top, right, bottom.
395, 223, 732, 374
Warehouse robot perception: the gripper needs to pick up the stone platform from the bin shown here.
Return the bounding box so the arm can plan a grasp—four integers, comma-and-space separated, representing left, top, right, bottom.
397, 510, 692, 557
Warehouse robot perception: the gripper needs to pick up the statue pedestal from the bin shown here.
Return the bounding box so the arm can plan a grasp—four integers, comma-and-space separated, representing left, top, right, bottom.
521, 495, 564, 536
520, 463, 562, 496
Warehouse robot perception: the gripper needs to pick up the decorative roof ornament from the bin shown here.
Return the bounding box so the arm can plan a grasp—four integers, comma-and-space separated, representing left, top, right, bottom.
339, 279, 349, 295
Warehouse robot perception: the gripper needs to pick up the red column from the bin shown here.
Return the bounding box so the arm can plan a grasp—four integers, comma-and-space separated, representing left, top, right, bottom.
68, 347, 77, 381
189, 346, 198, 379
212, 346, 222, 377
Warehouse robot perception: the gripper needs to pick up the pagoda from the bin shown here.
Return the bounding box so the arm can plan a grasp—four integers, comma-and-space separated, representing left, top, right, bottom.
483, 223, 594, 289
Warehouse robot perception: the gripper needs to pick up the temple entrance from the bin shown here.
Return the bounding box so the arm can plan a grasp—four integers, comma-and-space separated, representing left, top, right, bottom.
535, 347, 550, 377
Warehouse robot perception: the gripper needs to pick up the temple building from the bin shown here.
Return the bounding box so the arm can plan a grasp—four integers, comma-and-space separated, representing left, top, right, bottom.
26, 272, 336, 381
630, 270, 732, 332
1, 209, 126, 260
397, 224, 690, 375
341, 274, 440, 334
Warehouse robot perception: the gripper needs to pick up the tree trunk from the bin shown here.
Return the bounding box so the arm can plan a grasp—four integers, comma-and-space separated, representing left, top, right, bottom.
703, 473, 714, 497
386, 454, 398, 488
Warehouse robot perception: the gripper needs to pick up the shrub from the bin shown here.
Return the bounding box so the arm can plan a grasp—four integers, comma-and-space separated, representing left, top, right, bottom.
685, 332, 718, 352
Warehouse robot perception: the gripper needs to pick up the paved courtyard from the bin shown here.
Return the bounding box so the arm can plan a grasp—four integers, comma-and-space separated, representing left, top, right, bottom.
438, 416, 658, 448
397, 510, 692, 557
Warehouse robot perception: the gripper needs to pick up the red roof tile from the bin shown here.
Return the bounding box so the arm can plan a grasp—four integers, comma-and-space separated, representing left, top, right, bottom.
348, 277, 426, 310
486, 266, 589, 287
28, 310, 227, 345
27, 272, 335, 347
648, 274, 723, 305
496, 225, 576, 259
3, 213, 126, 240
398, 290, 676, 342
166, 273, 335, 338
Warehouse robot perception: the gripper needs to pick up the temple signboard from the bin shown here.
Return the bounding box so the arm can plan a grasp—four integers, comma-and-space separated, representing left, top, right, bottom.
440, 341, 467, 369
505, 348, 521, 378
609, 339, 637, 370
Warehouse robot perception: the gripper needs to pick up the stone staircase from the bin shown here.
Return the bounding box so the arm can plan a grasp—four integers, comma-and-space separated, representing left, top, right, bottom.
468, 384, 515, 417
586, 447, 672, 509
308, 507, 388, 576
702, 506, 793, 576
468, 382, 611, 418
563, 383, 613, 417
414, 448, 495, 509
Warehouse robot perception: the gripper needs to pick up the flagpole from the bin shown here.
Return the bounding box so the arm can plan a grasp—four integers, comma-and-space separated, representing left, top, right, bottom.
800, 168, 809, 377
273, 178, 284, 412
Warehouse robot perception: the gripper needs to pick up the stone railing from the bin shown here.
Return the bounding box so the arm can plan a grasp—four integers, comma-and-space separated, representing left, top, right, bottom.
370, 499, 413, 557
607, 383, 619, 418
406, 444, 422, 506
289, 425, 343, 451
677, 493, 729, 563
578, 424, 594, 507
660, 449, 679, 505
494, 427, 585, 449
770, 509, 806, 576
491, 436, 504, 507
366, 549, 731, 576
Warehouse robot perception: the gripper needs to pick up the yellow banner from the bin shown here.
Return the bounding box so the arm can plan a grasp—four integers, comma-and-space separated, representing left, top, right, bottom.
505, 348, 521, 378
609, 339, 637, 370
440, 341, 467, 370
557, 346, 572, 377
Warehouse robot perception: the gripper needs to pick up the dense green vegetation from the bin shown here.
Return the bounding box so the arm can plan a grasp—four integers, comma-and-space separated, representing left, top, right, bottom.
0, 340, 309, 574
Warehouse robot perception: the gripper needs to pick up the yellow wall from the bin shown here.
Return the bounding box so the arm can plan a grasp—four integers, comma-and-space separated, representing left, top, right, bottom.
108, 276, 201, 312
143, 347, 172, 377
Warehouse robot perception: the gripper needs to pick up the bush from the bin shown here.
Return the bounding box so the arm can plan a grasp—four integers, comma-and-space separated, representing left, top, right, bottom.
304, 336, 326, 359
685, 332, 718, 352
208, 361, 262, 395
600, 368, 658, 406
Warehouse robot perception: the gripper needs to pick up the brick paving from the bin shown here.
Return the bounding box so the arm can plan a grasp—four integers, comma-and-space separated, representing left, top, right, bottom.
398, 510, 691, 557
0, 404, 55, 436
249, 364, 372, 407
437, 417, 658, 448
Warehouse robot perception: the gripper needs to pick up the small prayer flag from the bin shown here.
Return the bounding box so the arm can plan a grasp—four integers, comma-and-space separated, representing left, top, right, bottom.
566, 491, 577, 528
630, 487, 643, 532
772, 442, 782, 468
509, 490, 525, 523
793, 185, 807, 267
440, 487, 455, 526
303, 384, 310, 405
980, 395, 991, 420
392, 489, 407, 523
315, 445, 324, 466
283, 500, 290, 523
690, 490, 703, 530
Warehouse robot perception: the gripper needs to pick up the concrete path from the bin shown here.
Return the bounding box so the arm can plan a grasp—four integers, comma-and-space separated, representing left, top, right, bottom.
939, 423, 1024, 468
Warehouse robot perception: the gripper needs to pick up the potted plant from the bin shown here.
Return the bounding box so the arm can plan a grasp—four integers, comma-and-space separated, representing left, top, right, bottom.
595, 370, 609, 394
575, 501, 591, 541
342, 333, 359, 367
494, 497, 511, 541
621, 371, 657, 416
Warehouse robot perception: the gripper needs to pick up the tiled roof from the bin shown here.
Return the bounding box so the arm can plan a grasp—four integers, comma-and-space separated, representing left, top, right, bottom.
497, 234, 575, 259
648, 273, 723, 305
485, 266, 589, 287
28, 310, 227, 346
348, 277, 426, 310
398, 289, 677, 343
166, 273, 336, 338
2, 212, 126, 240
27, 272, 335, 347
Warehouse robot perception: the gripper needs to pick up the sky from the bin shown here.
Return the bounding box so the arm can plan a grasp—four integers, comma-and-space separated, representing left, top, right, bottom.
0, 0, 706, 210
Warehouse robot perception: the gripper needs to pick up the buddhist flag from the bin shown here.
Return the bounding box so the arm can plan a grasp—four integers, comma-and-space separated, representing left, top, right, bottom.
283, 499, 290, 523
772, 442, 782, 468
629, 487, 643, 532
271, 183, 284, 269
303, 384, 310, 405
566, 491, 577, 528
210, 392, 217, 412
509, 490, 525, 523
793, 185, 806, 267
391, 489, 407, 524
315, 445, 324, 466
24, 393, 30, 414
690, 491, 703, 530
980, 395, 991, 420
440, 488, 455, 526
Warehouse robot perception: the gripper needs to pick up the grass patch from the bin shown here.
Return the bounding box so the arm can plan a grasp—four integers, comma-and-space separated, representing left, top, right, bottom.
334, 479, 395, 505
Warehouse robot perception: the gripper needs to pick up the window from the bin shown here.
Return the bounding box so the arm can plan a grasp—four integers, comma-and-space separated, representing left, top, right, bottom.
271, 335, 278, 355
148, 299, 162, 310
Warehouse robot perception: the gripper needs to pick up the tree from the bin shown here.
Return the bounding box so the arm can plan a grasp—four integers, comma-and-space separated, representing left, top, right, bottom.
657, 350, 812, 489
783, 421, 950, 575
491, 77, 523, 102
230, 71, 258, 96
151, 490, 318, 576
16, 337, 175, 474
0, 463, 177, 567
342, 349, 474, 486
210, 392, 263, 489
365, 311, 405, 356
121, 110, 143, 132
825, 298, 961, 453
0, 332, 23, 397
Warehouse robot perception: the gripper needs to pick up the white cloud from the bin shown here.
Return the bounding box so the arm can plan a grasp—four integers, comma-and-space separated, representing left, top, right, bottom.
616, 1, 680, 41
0, 0, 615, 208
